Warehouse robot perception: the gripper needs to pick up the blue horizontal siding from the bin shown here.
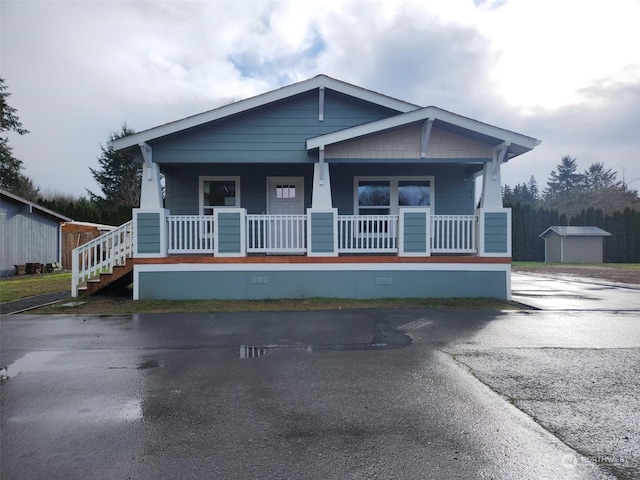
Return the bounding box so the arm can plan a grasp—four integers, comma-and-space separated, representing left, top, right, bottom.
217, 212, 242, 253
484, 212, 508, 253
151, 89, 397, 165
310, 212, 335, 253
330, 164, 478, 215
403, 212, 427, 253
137, 213, 161, 254
165, 163, 314, 214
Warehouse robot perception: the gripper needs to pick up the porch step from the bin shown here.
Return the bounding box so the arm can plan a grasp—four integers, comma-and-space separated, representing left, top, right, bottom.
80, 258, 134, 296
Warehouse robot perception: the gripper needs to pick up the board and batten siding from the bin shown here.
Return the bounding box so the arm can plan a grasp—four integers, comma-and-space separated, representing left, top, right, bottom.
0, 199, 62, 276
150, 90, 398, 165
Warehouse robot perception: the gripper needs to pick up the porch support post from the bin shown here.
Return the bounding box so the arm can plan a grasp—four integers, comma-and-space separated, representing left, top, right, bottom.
139, 143, 163, 209
132, 208, 169, 258
479, 141, 509, 209
307, 208, 338, 257
398, 207, 431, 257
134, 143, 168, 258
476, 208, 512, 257
420, 117, 435, 158
312, 148, 332, 208
476, 141, 511, 257
213, 208, 247, 257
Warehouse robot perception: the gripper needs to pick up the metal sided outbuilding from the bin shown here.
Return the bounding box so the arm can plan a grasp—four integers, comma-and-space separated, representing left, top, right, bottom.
539, 226, 611, 263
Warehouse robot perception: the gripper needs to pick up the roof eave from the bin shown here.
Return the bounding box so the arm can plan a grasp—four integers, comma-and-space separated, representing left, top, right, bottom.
0, 189, 72, 222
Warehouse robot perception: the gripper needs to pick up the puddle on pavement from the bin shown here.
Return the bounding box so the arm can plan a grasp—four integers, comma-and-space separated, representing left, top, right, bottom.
137, 359, 162, 369
237, 323, 411, 359
59, 301, 87, 307
1, 351, 65, 380
7, 396, 143, 424
240, 344, 313, 358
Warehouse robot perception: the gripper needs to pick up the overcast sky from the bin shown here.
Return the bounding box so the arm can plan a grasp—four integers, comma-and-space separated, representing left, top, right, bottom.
2, 0, 639, 198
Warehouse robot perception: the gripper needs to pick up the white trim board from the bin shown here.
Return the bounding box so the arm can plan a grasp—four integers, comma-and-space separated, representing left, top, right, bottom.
134, 263, 510, 273
306, 106, 541, 155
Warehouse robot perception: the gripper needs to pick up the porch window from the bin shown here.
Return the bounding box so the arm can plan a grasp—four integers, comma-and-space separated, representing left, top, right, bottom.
199, 176, 240, 215
355, 177, 433, 215
357, 180, 390, 215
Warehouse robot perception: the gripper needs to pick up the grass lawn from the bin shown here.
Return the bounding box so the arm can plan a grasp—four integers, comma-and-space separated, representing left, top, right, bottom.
2, 270, 525, 314
0, 273, 71, 303
30, 292, 522, 315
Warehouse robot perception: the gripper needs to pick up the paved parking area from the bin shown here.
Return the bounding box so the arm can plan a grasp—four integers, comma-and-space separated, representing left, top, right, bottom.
2, 307, 638, 479
511, 273, 640, 310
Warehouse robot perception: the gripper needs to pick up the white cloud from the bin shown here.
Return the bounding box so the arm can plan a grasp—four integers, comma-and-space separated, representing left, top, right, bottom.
1, 0, 638, 200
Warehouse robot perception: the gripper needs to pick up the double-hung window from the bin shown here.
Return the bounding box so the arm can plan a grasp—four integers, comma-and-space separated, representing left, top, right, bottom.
199, 176, 240, 215
355, 176, 433, 215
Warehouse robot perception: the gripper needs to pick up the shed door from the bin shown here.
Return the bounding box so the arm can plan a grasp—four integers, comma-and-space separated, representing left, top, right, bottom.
266, 177, 305, 253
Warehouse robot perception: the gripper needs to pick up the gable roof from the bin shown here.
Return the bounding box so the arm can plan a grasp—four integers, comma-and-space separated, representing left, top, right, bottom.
306, 106, 541, 158
0, 189, 71, 222
110, 75, 420, 151
539, 226, 611, 238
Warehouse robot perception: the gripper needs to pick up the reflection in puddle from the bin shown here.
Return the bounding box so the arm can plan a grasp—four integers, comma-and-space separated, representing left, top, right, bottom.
1, 351, 64, 379
8, 397, 142, 423
240, 345, 313, 358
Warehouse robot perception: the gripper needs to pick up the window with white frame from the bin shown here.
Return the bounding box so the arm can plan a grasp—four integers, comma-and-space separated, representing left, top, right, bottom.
199, 176, 240, 215
355, 177, 433, 215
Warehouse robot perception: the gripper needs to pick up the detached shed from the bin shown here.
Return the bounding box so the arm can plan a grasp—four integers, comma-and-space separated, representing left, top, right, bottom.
61, 221, 116, 269
539, 226, 611, 263
0, 189, 71, 276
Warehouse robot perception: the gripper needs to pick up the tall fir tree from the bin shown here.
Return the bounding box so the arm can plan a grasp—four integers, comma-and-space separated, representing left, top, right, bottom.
0, 77, 39, 200
88, 124, 141, 208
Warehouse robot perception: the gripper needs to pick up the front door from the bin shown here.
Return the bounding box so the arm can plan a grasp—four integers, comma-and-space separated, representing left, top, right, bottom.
267, 177, 304, 215
266, 177, 305, 252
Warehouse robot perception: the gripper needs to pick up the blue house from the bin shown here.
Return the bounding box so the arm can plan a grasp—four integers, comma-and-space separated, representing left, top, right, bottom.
71, 75, 540, 300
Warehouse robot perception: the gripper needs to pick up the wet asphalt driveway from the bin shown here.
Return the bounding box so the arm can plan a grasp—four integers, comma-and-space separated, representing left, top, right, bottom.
1, 278, 639, 479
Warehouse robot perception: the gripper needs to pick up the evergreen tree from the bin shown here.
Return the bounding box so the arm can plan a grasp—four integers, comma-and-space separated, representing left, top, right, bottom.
88, 124, 141, 208
0, 77, 39, 199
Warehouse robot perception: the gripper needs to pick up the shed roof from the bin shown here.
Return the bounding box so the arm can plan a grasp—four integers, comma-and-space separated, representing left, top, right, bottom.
0, 189, 71, 222
62, 221, 117, 233
539, 226, 611, 238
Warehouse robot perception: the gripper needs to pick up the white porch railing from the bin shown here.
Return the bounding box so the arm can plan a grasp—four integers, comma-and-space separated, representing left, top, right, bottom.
71, 220, 133, 297
163, 213, 477, 256
338, 215, 399, 253
431, 215, 477, 253
247, 214, 307, 253
167, 215, 215, 254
